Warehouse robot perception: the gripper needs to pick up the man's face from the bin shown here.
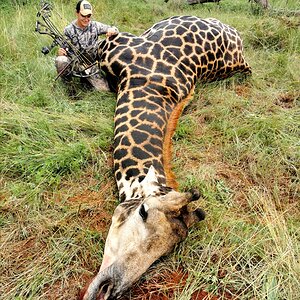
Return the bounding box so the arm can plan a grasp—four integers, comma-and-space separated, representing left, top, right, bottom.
76, 12, 92, 28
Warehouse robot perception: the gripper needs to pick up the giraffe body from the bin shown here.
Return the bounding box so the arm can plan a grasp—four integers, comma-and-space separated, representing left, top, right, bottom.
100, 16, 250, 201
82, 16, 251, 300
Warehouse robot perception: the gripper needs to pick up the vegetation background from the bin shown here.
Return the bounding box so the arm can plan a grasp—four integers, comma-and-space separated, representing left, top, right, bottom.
0, 0, 299, 299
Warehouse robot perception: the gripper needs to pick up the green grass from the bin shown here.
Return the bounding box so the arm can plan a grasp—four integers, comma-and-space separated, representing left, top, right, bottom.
0, 0, 299, 299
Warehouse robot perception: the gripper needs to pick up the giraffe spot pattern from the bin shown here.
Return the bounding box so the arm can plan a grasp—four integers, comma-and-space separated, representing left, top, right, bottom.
97, 16, 251, 201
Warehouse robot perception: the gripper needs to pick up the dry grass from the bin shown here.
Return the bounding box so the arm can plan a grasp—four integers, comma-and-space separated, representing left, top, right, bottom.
0, 0, 299, 299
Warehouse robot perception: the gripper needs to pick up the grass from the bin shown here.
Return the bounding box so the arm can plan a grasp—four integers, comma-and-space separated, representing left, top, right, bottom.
0, 0, 299, 299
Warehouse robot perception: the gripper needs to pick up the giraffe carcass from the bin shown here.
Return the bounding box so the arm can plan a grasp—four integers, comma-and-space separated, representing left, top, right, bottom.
81, 15, 251, 300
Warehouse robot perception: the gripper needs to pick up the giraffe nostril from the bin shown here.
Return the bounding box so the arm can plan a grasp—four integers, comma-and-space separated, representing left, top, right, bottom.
98, 279, 114, 300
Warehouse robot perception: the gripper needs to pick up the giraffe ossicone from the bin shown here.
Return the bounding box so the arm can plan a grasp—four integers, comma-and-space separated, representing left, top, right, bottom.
119, 165, 160, 201
81, 15, 251, 300
138, 165, 160, 197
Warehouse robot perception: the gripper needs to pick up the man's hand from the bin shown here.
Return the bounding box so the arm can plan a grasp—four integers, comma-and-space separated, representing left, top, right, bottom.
106, 27, 118, 38
58, 47, 67, 56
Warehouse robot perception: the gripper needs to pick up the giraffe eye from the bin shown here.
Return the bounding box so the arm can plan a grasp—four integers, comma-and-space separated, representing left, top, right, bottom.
139, 204, 148, 221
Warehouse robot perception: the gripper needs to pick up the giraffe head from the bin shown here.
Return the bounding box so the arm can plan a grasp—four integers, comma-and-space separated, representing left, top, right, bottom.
81, 168, 205, 300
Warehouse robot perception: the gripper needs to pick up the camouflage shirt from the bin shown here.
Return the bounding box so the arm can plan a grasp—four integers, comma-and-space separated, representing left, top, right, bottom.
64, 20, 118, 51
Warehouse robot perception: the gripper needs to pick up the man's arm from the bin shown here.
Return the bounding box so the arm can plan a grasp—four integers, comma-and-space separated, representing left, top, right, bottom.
95, 21, 119, 37
57, 26, 73, 56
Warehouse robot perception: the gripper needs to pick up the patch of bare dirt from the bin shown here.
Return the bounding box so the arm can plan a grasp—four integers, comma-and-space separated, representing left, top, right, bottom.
77, 265, 236, 300
119, 267, 233, 300
9, 237, 43, 271
275, 92, 299, 108
76, 202, 112, 233
0, 191, 9, 202
43, 274, 92, 300
0, 177, 11, 202
234, 84, 251, 98
121, 267, 188, 300
68, 189, 106, 204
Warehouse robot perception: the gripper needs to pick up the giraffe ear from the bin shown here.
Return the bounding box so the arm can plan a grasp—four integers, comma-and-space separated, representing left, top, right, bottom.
143, 166, 158, 184
140, 166, 159, 196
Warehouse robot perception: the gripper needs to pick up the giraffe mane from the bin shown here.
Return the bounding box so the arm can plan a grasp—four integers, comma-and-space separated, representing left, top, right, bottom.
162, 88, 195, 190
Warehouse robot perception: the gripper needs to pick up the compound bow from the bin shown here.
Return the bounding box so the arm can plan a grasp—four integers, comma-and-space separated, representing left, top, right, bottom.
35, 0, 99, 79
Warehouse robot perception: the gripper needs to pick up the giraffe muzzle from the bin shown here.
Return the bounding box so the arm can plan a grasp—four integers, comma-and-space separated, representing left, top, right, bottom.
95, 279, 114, 300
81, 263, 128, 300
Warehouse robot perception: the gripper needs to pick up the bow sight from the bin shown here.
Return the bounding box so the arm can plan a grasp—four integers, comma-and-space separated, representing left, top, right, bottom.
35, 0, 99, 79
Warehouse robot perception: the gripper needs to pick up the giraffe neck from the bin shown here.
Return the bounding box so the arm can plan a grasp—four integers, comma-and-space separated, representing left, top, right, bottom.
100, 36, 196, 203
98, 16, 251, 202
113, 85, 190, 202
